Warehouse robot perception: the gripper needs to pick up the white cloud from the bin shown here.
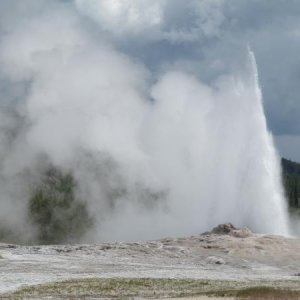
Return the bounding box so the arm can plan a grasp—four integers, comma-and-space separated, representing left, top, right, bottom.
74, 0, 226, 42
192, 0, 225, 37
75, 0, 165, 35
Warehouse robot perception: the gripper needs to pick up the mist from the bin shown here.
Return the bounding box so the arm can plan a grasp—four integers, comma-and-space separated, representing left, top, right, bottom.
0, 0, 290, 243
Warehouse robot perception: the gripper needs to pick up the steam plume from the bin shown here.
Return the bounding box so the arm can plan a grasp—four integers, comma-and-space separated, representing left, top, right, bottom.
0, 1, 289, 242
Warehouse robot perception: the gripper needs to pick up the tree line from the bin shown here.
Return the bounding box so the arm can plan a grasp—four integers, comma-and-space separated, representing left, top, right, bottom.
282, 158, 300, 208
1, 158, 300, 245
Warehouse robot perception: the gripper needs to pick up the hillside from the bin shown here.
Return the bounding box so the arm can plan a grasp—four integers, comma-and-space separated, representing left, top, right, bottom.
282, 158, 300, 208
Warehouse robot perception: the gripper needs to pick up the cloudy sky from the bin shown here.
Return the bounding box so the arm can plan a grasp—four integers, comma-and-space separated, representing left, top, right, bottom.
76, 0, 300, 162
0, 0, 300, 161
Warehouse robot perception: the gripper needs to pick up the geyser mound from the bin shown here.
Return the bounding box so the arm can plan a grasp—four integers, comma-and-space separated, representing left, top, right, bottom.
210, 223, 252, 238
0, 4, 289, 242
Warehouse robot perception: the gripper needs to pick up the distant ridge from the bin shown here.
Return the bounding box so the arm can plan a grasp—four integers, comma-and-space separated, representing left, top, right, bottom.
281, 158, 300, 208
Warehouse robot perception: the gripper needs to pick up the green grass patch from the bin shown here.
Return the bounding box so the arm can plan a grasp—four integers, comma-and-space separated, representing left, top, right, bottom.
237, 286, 300, 298
2, 278, 211, 299
208, 286, 300, 299
2, 278, 300, 299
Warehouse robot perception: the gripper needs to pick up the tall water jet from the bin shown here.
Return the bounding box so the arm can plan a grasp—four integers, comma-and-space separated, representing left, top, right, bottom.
236, 49, 290, 235
117, 49, 290, 239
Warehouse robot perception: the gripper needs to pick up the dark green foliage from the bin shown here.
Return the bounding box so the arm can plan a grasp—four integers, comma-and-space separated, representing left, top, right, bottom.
24, 157, 300, 244
281, 158, 300, 176
283, 175, 300, 207
282, 158, 300, 208
29, 168, 92, 244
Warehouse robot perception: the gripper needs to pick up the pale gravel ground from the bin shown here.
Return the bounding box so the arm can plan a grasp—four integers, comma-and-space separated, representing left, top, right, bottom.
0, 227, 300, 297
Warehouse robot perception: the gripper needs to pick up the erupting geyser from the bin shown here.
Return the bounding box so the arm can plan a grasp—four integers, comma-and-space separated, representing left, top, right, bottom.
0, 3, 290, 243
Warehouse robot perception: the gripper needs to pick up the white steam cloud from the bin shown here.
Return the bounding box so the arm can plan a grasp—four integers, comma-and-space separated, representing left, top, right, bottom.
75, 0, 164, 35
0, 0, 289, 242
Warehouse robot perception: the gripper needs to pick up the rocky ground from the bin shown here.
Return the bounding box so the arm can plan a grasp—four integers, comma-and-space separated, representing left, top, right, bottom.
0, 224, 300, 299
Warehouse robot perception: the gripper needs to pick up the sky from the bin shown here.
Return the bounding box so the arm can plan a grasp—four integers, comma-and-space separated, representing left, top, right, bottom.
75, 0, 300, 161
0, 0, 299, 161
